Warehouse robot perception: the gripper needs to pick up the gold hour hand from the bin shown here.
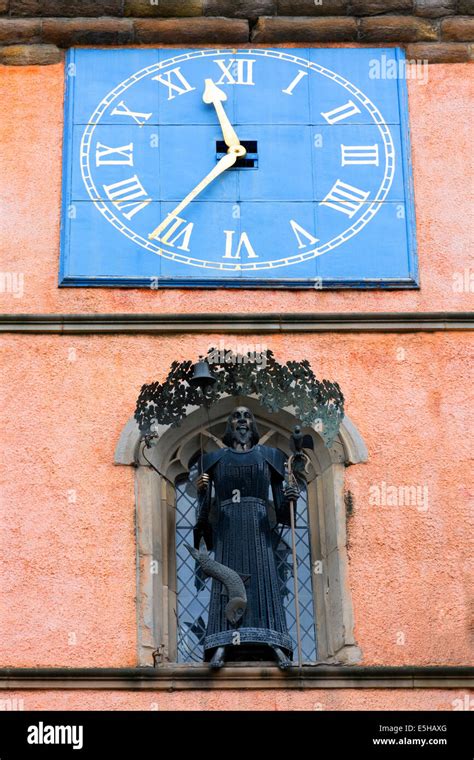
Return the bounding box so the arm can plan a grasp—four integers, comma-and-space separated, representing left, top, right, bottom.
148, 150, 239, 241
203, 78, 246, 157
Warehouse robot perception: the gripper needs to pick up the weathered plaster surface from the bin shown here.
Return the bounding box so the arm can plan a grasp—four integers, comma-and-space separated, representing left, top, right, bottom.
0, 61, 472, 314
3, 688, 471, 711
1, 332, 472, 669
0, 48, 472, 711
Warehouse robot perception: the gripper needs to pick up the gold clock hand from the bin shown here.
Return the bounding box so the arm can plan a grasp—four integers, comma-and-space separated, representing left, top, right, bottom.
149, 150, 238, 241
203, 78, 246, 157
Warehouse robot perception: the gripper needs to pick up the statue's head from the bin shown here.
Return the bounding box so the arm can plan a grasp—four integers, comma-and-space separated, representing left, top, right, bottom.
222, 406, 260, 448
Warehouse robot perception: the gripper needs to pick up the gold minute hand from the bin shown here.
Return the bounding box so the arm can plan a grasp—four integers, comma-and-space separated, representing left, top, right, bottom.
203, 78, 246, 157
148, 150, 238, 241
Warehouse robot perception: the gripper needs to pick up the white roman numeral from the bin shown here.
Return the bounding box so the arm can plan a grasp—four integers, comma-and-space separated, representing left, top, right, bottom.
103, 175, 151, 220
110, 100, 152, 126
155, 215, 194, 252
321, 99, 361, 124
282, 70, 308, 96
152, 67, 195, 100
290, 220, 319, 249
223, 231, 258, 259
96, 142, 134, 166
341, 144, 379, 166
321, 180, 369, 218
214, 59, 255, 86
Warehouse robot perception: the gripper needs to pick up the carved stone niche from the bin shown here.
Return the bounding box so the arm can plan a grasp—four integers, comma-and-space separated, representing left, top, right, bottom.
115, 395, 368, 668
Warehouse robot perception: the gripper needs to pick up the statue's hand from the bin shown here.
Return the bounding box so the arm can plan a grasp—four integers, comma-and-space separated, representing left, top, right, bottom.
196, 472, 210, 494
284, 484, 300, 502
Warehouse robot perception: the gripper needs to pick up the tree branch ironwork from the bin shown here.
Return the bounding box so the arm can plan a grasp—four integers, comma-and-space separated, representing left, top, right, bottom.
134, 349, 344, 447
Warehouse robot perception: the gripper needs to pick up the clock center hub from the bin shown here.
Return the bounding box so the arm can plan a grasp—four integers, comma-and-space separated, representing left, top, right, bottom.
216, 141, 258, 169
228, 144, 247, 158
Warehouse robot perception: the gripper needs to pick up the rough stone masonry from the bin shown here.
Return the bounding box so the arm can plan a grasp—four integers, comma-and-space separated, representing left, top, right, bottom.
0, 0, 472, 65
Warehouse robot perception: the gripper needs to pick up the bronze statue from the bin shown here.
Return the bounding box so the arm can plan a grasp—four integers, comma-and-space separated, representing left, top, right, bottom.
190, 406, 299, 669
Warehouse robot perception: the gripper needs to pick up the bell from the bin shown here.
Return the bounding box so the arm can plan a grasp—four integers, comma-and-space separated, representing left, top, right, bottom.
189, 358, 217, 391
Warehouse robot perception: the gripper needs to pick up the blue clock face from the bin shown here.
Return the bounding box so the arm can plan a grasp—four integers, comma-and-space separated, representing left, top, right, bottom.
61, 48, 418, 288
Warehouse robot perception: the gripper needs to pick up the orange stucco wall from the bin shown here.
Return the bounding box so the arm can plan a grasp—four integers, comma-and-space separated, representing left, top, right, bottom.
0, 60, 472, 313
3, 689, 471, 712
1, 333, 472, 674
0, 53, 472, 712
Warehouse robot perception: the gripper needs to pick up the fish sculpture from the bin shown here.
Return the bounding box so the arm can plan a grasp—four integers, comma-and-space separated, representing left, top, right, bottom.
185, 538, 247, 626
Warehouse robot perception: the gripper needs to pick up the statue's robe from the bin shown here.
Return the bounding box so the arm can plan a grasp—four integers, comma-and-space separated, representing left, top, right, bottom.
194, 445, 294, 659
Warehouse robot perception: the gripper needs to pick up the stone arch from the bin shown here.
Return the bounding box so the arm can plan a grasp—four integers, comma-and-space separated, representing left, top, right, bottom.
115, 396, 367, 666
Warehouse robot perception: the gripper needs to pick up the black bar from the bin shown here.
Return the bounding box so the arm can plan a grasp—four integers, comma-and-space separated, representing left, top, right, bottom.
0, 711, 471, 758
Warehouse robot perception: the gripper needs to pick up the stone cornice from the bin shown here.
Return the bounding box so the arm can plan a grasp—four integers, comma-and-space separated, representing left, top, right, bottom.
0, 665, 472, 691
0, 312, 472, 333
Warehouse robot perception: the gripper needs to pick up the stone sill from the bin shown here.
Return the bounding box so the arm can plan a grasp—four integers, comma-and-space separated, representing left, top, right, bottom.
1, 666, 472, 690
